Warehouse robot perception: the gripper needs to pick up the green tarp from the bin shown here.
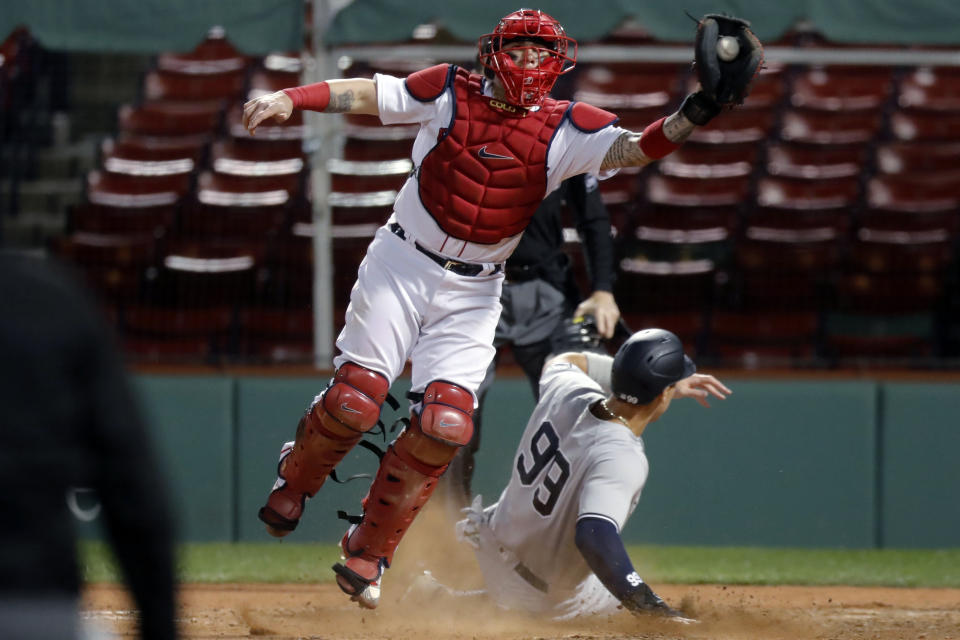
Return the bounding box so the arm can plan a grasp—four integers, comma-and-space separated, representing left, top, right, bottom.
2, 0, 303, 54
4, 1, 959, 56
328, 0, 960, 46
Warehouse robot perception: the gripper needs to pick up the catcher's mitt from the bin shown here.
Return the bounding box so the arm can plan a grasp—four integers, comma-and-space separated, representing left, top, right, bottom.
693, 13, 764, 107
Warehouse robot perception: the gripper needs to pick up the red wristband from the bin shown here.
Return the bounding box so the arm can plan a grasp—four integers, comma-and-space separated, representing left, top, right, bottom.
283, 81, 330, 111
638, 117, 680, 160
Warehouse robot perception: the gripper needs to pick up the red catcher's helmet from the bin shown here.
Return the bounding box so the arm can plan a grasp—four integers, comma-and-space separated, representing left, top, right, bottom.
478, 8, 577, 108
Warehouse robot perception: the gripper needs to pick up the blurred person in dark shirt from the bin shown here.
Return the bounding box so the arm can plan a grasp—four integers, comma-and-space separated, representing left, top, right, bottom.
0, 252, 177, 640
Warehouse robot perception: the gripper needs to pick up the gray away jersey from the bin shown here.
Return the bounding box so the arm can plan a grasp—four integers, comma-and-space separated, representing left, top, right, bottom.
488, 361, 650, 598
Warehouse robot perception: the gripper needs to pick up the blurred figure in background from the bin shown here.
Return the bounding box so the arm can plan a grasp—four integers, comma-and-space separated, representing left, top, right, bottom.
0, 252, 177, 640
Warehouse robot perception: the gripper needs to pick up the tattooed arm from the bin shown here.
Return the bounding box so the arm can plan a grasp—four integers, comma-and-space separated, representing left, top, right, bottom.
243, 78, 378, 135
599, 109, 698, 171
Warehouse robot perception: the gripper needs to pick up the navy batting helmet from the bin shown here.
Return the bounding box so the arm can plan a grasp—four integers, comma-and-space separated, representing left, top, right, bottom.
611, 328, 696, 405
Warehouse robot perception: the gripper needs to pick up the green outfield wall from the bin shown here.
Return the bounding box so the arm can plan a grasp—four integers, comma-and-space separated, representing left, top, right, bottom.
75, 375, 960, 549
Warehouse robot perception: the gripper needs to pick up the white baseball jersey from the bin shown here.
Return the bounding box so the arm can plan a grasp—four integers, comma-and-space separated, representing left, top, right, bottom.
334, 73, 627, 398
462, 361, 649, 614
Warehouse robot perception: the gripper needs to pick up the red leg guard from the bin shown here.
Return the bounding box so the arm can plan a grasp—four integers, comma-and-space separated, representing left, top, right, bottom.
336, 381, 474, 592
259, 363, 389, 535
340, 415, 458, 572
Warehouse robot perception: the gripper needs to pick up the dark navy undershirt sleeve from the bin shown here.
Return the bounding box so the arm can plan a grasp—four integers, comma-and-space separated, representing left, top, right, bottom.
574, 516, 639, 601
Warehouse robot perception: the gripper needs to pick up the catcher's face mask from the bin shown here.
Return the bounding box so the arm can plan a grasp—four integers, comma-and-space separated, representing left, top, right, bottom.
477, 8, 577, 107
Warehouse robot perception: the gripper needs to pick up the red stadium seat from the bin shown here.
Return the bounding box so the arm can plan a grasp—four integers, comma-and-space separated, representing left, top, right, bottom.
658, 142, 758, 179
574, 63, 682, 129
339, 115, 418, 161
755, 175, 861, 210
765, 142, 866, 180
51, 231, 158, 302
790, 66, 893, 112
100, 135, 200, 177
834, 237, 951, 315
158, 240, 263, 308
155, 29, 249, 75
731, 236, 842, 311
181, 202, 288, 239
629, 204, 736, 264
888, 108, 960, 141
86, 170, 192, 209
687, 107, 776, 144
69, 203, 177, 236
196, 169, 302, 205
209, 138, 306, 178
595, 165, 643, 208
329, 190, 397, 225
103, 131, 210, 164
143, 68, 246, 103
646, 174, 751, 208
238, 307, 314, 363
118, 101, 223, 138
328, 157, 412, 193
897, 66, 960, 112
780, 108, 882, 145
264, 229, 314, 307
122, 306, 234, 363
847, 236, 953, 275
857, 207, 958, 241
614, 255, 717, 313
834, 274, 943, 315
874, 140, 960, 175
574, 63, 685, 106
743, 205, 850, 240
865, 172, 960, 213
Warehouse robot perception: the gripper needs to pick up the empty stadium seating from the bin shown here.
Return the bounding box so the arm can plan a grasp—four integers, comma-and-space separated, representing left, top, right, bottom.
30, 23, 960, 367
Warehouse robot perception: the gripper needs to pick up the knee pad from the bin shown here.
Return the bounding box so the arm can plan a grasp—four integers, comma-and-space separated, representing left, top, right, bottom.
280, 362, 389, 497
320, 362, 390, 434
417, 380, 475, 447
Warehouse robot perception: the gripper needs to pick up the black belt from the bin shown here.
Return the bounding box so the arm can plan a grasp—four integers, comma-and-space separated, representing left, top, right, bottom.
514, 562, 549, 594
389, 222, 502, 277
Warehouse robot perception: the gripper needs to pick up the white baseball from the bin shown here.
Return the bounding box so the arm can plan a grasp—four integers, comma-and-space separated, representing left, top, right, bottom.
717, 36, 740, 61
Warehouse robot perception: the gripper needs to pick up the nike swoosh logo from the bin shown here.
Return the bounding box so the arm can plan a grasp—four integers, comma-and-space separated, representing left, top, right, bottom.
438, 420, 459, 428
340, 403, 361, 414
478, 146, 514, 160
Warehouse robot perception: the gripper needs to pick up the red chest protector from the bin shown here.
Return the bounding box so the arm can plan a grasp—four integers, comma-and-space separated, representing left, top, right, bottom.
406, 65, 574, 244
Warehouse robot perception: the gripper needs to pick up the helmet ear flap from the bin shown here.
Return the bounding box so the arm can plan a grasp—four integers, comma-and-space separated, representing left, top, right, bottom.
476, 36, 496, 79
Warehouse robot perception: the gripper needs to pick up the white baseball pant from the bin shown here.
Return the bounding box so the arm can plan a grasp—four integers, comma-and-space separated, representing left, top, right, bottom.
333, 225, 504, 401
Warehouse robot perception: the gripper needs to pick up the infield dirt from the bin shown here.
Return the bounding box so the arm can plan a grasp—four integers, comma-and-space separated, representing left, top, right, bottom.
82, 504, 960, 639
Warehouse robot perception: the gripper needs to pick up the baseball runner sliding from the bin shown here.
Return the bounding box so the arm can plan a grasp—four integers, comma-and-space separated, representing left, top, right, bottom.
242, 8, 762, 610
457, 328, 730, 621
